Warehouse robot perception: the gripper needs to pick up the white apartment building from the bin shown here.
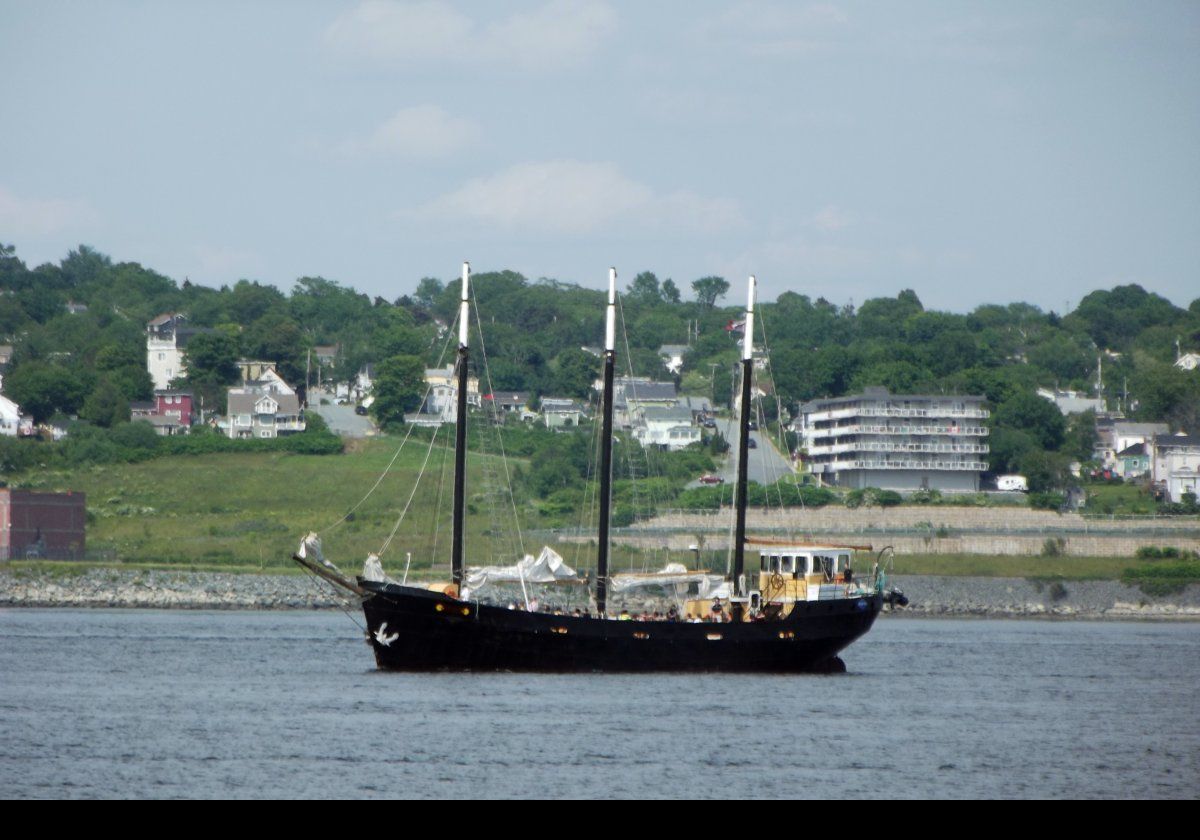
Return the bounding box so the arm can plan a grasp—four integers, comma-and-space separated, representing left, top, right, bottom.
797, 387, 989, 491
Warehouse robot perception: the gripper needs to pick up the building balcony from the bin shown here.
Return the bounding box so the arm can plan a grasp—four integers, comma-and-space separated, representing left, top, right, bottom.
806, 405, 989, 423
806, 423, 989, 437
815, 458, 989, 472
806, 441, 990, 456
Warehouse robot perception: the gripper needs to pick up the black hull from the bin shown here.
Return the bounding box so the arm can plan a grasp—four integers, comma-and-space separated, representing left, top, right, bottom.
360, 583, 881, 673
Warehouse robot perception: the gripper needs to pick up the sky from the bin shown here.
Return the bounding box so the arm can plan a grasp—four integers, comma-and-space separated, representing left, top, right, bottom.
1, 0, 1198, 313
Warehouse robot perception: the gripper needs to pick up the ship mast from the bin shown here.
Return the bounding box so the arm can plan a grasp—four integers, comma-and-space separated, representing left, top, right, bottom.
451, 261, 470, 593
732, 275, 756, 597
596, 267, 618, 617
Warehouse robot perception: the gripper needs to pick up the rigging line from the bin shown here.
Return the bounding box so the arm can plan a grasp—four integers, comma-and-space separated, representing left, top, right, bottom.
378, 422, 443, 557
572, 388, 603, 572
469, 282, 526, 560
375, 305, 465, 561
298, 564, 366, 633
614, 294, 658, 572
316, 308, 460, 536
754, 300, 798, 544
429, 423, 451, 571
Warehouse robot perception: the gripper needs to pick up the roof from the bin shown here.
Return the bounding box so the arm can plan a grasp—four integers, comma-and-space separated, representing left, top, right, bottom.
141, 415, 184, 428
227, 391, 301, 416
801, 388, 985, 411
1117, 442, 1147, 457
676, 395, 713, 412
488, 391, 530, 405
619, 381, 677, 401
658, 344, 690, 356
1154, 434, 1200, 449
1112, 421, 1168, 436
641, 406, 694, 423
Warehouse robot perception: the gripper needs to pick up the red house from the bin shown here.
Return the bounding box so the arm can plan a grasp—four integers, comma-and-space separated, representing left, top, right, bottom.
130, 389, 195, 435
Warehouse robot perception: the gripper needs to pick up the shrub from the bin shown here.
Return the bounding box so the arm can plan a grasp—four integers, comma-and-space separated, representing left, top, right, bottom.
845, 487, 900, 508
1029, 491, 1065, 511
909, 488, 943, 505
1121, 560, 1200, 597
1041, 537, 1066, 557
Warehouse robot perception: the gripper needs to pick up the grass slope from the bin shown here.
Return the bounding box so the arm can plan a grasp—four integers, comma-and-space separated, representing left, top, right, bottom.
20, 438, 557, 573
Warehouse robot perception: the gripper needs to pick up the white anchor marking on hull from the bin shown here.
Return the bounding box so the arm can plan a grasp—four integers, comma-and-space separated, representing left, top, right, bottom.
374, 621, 399, 647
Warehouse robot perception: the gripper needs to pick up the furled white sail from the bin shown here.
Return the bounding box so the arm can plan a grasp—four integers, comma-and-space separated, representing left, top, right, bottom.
609, 562, 726, 595
465, 546, 582, 590
362, 553, 386, 583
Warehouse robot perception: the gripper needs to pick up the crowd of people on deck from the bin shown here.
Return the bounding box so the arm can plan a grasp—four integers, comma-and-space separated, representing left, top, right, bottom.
501, 598, 768, 623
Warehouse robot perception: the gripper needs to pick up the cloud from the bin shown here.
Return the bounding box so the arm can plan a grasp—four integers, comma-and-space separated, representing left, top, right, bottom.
811, 204, 853, 233
324, 0, 616, 70
325, 0, 470, 62
691, 2, 850, 57
417, 160, 743, 235
0, 186, 95, 237
483, 0, 617, 69
341, 106, 479, 157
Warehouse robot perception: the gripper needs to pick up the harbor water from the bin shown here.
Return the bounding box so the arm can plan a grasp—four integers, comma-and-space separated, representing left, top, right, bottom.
1, 609, 1197, 799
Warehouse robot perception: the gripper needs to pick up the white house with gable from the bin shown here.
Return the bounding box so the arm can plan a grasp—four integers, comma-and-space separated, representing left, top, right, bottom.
1, 393, 32, 437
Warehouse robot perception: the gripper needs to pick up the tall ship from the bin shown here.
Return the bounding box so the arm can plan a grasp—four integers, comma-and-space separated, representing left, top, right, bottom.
296, 265, 903, 672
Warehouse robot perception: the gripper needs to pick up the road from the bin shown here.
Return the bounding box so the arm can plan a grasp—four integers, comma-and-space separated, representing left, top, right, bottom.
308, 388, 377, 438
710, 417, 795, 486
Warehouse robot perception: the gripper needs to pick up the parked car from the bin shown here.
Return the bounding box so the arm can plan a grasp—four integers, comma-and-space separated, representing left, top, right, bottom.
354, 405, 368, 416
747, 419, 758, 430
698, 473, 725, 485
747, 437, 757, 449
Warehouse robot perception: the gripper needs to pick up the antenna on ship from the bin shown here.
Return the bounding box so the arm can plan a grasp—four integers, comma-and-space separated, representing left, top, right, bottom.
732, 275, 756, 602
451, 261, 470, 594
596, 267, 618, 617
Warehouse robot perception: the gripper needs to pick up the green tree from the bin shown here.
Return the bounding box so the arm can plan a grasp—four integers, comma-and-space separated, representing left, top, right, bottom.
370, 355, 426, 429
183, 332, 240, 386
1135, 360, 1200, 430
4, 363, 88, 423
245, 312, 307, 386
661, 278, 681, 304
552, 348, 598, 399
988, 427, 1039, 473
1064, 410, 1099, 463
692, 276, 729, 309
993, 391, 1066, 450
626, 271, 662, 307
1020, 449, 1072, 493
80, 378, 129, 428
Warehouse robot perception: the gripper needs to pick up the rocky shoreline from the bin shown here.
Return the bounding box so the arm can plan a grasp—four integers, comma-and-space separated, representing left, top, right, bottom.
2, 568, 1199, 619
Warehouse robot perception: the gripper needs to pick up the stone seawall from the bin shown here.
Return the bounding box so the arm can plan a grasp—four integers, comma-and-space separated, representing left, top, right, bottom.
622, 506, 1200, 557
0, 569, 348, 610
2, 568, 1198, 620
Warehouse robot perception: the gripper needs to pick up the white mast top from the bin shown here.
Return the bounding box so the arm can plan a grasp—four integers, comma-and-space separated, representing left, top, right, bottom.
605, 267, 617, 352
742, 275, 756, 361
459, 261, 471, 349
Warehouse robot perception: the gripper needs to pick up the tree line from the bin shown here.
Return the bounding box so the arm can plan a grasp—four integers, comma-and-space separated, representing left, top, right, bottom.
2, 241, 1199, 495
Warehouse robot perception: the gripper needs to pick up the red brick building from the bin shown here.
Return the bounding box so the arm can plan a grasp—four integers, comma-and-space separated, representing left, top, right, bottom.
0, 489, 87, 560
